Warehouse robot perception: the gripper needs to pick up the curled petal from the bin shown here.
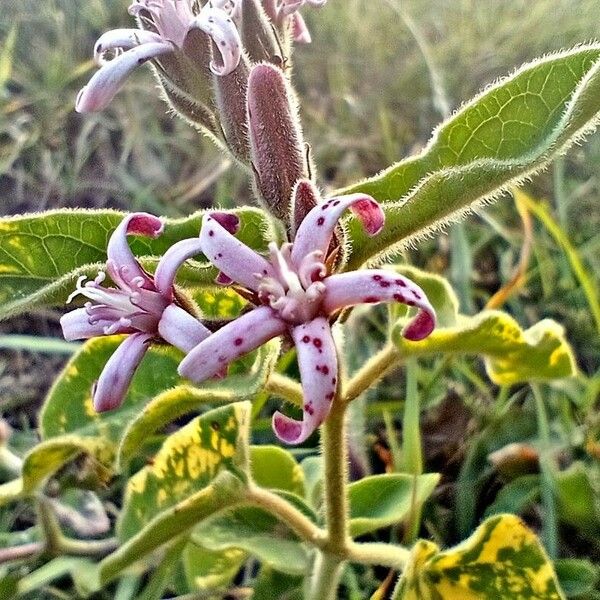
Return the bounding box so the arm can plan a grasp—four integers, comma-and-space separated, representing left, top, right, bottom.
107, 212, 164, 290
272, 317, 337, 445
154, 237, 203, 298
158, 304, 212, 353
179, 306, 285, 383
93, 29, 165, 64
322, 270, 436, 341
191, 7, 241, 76
60, 307, 113, 341
200, 213, 276, 291
291, 13, 311, 43
291, 193, 384, 266
93, 333, 152, 412
75, 42, 174, 113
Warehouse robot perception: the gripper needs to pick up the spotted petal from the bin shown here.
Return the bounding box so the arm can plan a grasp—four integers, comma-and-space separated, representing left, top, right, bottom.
93, 332, 152, 412
291, 193, 384, 266
179, 306, 285, 382
272, 317, 337, 445
322, 270, 436, 341
106, 212, 164, 290
93, 29, 165, 64
200, 212, 276, 291
191, 6, 242, 76
75, 42, 174, 112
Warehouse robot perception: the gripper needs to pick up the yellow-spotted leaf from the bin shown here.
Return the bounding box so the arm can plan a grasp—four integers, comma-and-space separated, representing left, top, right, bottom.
393, 514, 565, 600
118, 402, 251, 541
98, 471, 245, 584
0, 207, 274, 320
0, 435, 113, 506
393, 310, 576, 385
117, 340, 280, 467
182, 541, 246, 592
194, 286, 248, 319
339, 46, 600, 268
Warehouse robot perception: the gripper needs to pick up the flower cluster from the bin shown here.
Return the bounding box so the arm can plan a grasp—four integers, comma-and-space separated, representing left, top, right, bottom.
62, 196, 435, 444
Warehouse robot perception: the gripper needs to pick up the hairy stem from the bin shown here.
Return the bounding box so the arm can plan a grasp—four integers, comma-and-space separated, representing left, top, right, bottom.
245, 484, 324, 545
345, 343, 401, 403
346, 542, 410, 568
306, 551, 345, 600
265, 372, 304, 407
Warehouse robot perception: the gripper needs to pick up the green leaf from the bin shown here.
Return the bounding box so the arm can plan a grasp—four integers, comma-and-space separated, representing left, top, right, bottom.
393, 514, 566, 600
194, 286, 248, 319
339, 46, 600, 268
300, 456, 323, 511
554, 559, 599, 598
392, 310, 576, 385
250, 445, 305, 496
192, 506, 310, 575
348, 473, 440, 537
118, 402, 251, 541
117, 340, 280, 467
484, 475, 540, 518
41, 336, 182, 444
554, 462, 600, 533
18, 557, 94, 596
0, 207, 273, 320
182, 541, 245, 592
98, 471, 244, 584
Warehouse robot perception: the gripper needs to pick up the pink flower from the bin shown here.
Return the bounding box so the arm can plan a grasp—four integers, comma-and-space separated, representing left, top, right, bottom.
76, 0, 242, 112
179, 186, 436, 444
61, 212, 210, 412
262, 0, 327, 43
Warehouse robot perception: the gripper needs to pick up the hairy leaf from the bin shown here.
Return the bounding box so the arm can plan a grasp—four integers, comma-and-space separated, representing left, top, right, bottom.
117, 340, 280, 467
118, 402, 251, 541
393, 514, 565, 599
339, 46, 600, 268
393, 310, 576, 385
0, 207, 273, 320
349, 473, 440, 537
250, 445, 305, 497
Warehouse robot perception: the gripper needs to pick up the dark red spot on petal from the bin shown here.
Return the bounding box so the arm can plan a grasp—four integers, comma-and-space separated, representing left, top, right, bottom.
406, 300, 415, 306
364, 296, 379, 303
396, 279, 407, 287
313, 338, 322, 348
393, 293, 405, 302
380, 281, 391, 288
302, 335, 311, 343
333, 200, 340, 206
373, 275, 382, 281
317, 217, 325, 226
304, 403, 315, 416
332, 377, 337, 385
234, 337, 243, 346
326, 392, 335, 401
321, 365, 329, 375
209, 230, 214, 237
413, 291, 422, 299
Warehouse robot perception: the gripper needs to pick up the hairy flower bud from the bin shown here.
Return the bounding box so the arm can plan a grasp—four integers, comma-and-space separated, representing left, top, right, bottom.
291, 178, 320, 236
247, 63, 307, 223
240, 0, 281, 64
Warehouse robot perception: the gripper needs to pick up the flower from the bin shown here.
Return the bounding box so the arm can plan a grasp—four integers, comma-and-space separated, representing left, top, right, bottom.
76, 0, 242, 113
60, 212, 211, 412
262, 0, 327, 43
179, 186, 436, 444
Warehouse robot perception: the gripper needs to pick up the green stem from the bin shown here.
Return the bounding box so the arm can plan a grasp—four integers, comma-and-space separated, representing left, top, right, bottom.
532, 384, 558, 558
306, 551, 345, 600
346, 542, 410, 568
265, 372, 304, 407
402, 359, 423, 544
345, 343, 401, 403
245, 485, 324, 545
0, 542, 43, 564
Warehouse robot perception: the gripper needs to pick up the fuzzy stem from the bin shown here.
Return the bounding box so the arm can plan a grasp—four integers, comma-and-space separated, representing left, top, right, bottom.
265, 372, 304, 407
245, 484, 324, 545
346, 541, 410, 568
0, 542, 43, 565
306, 551, 345, 600
345, 343, 401, 404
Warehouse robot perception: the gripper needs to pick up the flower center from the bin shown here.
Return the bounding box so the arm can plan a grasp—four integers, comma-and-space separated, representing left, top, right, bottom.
256, 243, 326, 324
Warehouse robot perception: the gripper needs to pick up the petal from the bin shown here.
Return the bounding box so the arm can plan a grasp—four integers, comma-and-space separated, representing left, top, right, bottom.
158, 304, 212, 353
291, 13, 311, 43
93, 29, 165, 64
322, 270, 436, 341
291, 193, 384, 266
191, 6, 241, 76
179, 306, 285, 383
75, 42, 173, 113
154, 237, 203, 298
93, 332, 151, 412
107, 212, 164, 290
199, 212, 276, 291
272, 317, 337, 445
60, 307, 111, 341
